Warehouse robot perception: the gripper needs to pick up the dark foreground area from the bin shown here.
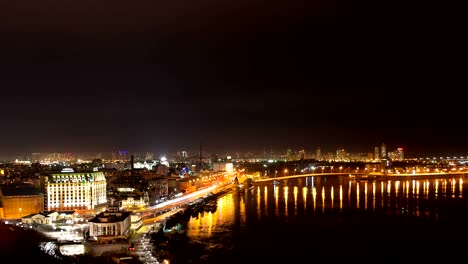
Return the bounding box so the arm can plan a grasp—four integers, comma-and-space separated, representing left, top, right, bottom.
0, 222, 62, 262
0, 222, 128, 264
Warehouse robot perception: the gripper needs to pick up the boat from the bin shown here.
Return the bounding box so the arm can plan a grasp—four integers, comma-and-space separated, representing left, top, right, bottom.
273, 180, 281, 186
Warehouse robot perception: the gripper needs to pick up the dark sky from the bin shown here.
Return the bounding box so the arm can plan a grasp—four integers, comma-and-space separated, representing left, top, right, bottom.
0, 1, 466, 160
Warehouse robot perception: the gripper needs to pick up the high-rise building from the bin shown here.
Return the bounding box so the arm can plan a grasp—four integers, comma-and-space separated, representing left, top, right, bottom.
380, 143, 387, 159
374, 146, 380, 160
145, 152, 154, 160
336, 148, 347, 161
118, 150, 129, 161
396, 147, 404, 160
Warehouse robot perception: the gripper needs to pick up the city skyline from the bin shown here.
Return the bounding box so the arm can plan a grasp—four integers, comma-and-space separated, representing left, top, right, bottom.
1, 2, 466, 161
4, 143, 468, 163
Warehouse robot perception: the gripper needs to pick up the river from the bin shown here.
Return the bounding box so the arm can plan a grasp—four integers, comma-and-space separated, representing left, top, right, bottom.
152, 174, 468, 263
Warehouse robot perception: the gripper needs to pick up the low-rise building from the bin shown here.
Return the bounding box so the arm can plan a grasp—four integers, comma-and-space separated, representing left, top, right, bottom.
87, 206, 132, 241
0, 185, 44, 219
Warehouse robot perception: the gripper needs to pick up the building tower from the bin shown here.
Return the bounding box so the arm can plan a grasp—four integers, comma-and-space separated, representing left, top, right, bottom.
380, 143, 387, 159
374, 146, 380, 160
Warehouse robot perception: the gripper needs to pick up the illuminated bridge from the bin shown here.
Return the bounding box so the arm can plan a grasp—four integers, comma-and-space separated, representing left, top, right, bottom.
254, 171, 468, 183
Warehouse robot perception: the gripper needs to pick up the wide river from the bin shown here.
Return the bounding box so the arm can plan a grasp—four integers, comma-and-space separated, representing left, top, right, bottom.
156, 174, 468, 263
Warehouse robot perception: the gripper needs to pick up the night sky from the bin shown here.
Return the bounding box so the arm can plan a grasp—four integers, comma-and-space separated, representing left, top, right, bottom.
0, 1, 465, 160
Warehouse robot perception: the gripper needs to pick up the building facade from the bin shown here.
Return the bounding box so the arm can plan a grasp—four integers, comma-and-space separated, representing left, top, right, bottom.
87, 207, 132, 240
0, 186, 44, 219
44, 169, 107, 214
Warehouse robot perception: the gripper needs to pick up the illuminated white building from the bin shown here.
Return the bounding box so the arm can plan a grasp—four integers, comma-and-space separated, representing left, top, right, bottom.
87, 206, 132, 240
212, 161, 234, 172
44, 168, 107, 214
133, 160, 157, 170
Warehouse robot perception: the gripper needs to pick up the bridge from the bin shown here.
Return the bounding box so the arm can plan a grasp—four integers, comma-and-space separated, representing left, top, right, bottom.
253, 171, 468, 183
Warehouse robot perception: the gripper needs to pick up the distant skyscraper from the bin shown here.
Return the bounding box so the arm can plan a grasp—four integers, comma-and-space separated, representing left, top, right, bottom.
111, 151, 117, 161
316, 147, 322, 161
286, 148, 293, 161
119, 150, 129, 161
374, 146, 380, 160
396, 147, 404, 160
298, 149, 305, 160
380, 143, 387, 159
176, 151, 188, 161
145, 152, 153, 160
336, 148, 347, 161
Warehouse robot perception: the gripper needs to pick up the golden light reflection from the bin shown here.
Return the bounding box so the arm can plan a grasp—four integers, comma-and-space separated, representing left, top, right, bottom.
356, 183, 360, 209
416, 180, 420, 196
257, 187, 262, 219
381, 181, 384, 208
302, 187, 307, 211
372, 182, 376, 210
207, 210, 213, 236
348, 181, 352, 208
264, 186, 268, 217
312, 187, 317, 211
339, 185, 343, 210
451, 178, 456, 197
274, 185, 279, 216
240, 195, 246, 224
294, 186, 298, 214
406, 181, 409, 198
330, 186, 335, 208
190, 213, 201, 237
424, 180, 430, 197
321, 187, 325, 213
443, 179, 447, 194
284, 186, 289, 217
185, 176, 466, 242
460, 178, 463, 198
364, 182, 367, 210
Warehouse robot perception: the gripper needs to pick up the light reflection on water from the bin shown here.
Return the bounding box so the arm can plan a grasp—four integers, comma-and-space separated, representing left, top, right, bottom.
180, 175, 467, 263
